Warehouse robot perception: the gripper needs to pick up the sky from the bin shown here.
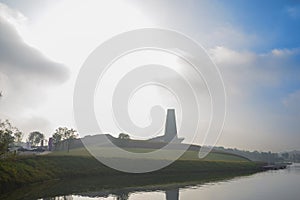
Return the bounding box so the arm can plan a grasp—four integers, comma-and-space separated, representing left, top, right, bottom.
0, 0, 299, 152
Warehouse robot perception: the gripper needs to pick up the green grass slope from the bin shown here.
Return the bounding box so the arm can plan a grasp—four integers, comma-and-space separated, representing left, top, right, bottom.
0, 151, 262, 194
51, 147, 249, 162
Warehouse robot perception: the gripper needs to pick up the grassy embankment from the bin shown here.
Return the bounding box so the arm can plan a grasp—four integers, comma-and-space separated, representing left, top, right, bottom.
52, 147, 250, 161
0, 147, 264, 194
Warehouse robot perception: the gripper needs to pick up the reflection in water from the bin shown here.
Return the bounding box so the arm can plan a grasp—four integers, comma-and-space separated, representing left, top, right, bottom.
116, 192, 129, 200
3, 170, 249, 200
166, 189, 179, 200
52, 187, 180, 200
2, 164, 300, 200
50, 164, 300, 200
43, 197, 73, 200
114, 188, 179, 200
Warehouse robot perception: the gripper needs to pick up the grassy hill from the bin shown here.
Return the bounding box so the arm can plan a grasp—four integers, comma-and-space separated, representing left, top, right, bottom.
51, 146, 249, 162
0, 146, 262, 195
54, 136, 250, 162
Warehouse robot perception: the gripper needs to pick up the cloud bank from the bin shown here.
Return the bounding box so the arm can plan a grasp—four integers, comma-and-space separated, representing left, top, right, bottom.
0, 3, 68, 84
0, 3, 69, 134
209, 46, 300, 151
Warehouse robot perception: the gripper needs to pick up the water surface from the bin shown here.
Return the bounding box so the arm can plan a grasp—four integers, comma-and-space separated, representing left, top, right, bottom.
60, 164, 300, 200
2, 164, 300, 200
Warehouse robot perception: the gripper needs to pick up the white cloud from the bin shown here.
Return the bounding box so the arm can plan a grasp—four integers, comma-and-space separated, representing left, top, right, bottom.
1, 0, 155, 138
0, 3, 27, 27
0, 14, 69, 83
209, 46, 256, 66
0, 3, 69, 135
208, 46, 300, 151
209, 46, 300, 89
271, 48, 300, 57
203, 26, 260, 50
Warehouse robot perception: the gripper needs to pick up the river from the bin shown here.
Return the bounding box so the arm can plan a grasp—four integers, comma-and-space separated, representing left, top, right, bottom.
2, 163, 300, 200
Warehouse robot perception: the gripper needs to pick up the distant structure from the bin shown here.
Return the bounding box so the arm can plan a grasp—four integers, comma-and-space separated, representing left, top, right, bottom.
26, 142, 31, 150
148, 109, 184, 143
48, 137, 53, 151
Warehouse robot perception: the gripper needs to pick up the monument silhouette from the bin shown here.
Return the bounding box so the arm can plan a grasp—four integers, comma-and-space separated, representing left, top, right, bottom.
148, 109, 184, 143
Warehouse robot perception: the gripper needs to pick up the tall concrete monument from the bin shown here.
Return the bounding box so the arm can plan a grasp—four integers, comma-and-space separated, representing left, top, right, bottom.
148, 109, 184, 143
164, 109, 178, 142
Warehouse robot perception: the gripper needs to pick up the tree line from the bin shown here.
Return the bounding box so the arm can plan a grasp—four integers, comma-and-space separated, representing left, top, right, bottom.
0, 119, 77, 156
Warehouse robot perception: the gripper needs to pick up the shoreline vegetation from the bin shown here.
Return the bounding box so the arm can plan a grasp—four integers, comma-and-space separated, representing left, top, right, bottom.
0, 147, 265, 196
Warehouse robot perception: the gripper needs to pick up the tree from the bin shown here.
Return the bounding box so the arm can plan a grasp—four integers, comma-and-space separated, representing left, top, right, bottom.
52, 130, 63, 145
0, 119, 19, 155
0, 129, 14, 155
28, 131, 44, 147
0, 119, 23, 143
118, 133, 130, 140
52, 127, 77, 152
14, 129, 23, 143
